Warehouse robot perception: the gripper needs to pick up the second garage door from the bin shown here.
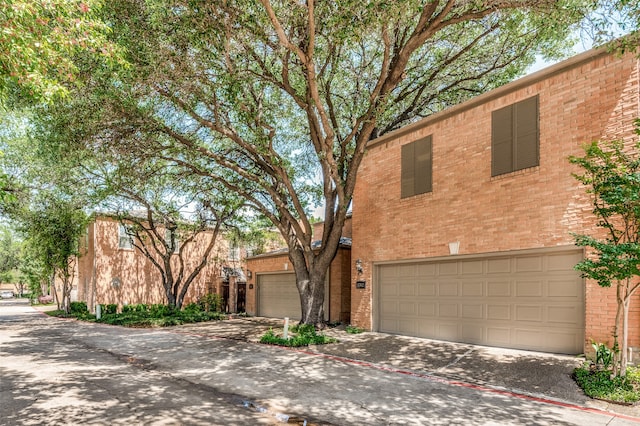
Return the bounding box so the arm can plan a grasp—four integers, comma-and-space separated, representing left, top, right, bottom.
257, 273, 301, 319
377, 249, 584, 354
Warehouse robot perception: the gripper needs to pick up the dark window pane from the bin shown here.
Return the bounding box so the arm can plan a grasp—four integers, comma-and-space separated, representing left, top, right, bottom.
401, 141, 416, 198
492, 95, 539, 176
514, 96, 539, 170
492, 105, 514, 176
414, 136, 432, 195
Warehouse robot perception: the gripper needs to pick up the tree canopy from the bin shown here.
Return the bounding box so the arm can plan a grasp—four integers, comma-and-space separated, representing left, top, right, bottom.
0, 0, 123, 104
9, 0, 639, 324
43, 0, 607, 325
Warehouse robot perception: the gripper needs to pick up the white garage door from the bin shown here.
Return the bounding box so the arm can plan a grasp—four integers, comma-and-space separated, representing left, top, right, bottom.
377, 249, 584, 354
258, 273, 301, 319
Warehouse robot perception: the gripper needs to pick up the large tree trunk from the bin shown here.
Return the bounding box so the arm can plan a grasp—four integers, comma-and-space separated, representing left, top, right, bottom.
291, 248, 332, 327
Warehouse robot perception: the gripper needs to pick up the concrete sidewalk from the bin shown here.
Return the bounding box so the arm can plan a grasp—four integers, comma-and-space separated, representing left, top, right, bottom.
175, 316, 640, 419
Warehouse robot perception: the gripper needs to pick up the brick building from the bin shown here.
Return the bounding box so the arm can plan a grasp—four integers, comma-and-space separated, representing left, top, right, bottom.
350, 47, 640, 354
245, 218, 352, 323
75, 215, 230, 312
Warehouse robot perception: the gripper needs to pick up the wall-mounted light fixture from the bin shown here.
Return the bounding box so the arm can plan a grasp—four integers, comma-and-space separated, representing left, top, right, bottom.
246, 269, 252, 279
355, 258, 363, 274
449, 241, 460, 255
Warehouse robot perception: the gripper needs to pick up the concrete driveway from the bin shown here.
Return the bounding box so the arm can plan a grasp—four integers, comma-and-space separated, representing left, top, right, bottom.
179, 316, 640, 418
2, 300, 640, 425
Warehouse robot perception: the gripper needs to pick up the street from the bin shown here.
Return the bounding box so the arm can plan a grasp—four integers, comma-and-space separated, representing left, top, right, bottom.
1, 301, 638, 425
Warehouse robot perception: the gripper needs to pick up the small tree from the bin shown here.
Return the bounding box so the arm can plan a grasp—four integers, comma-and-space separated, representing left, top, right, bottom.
570, 122, 640, 377
15, 196, 88, 313
0, 225, 20, 284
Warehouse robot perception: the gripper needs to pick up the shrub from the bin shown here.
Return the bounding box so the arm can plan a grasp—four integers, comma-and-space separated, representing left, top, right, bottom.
103, 304, 118, 315
574, 365, 640, 403
259, 325, 337, 347
70, 301, 88, 314
591, 340, 614, 370
199, 293, 223, 312
49, 301, 225, 327
346, 325, 364, 334
122, 304, 148, 313
149, 304, 171, 318
182, 302, 202, 313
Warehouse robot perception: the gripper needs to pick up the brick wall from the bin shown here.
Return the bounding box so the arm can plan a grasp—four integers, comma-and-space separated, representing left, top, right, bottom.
77, 216, 222, 310
351, 48, 640, 352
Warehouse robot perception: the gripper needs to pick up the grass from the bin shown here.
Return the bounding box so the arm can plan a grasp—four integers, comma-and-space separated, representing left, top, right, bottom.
259, 323, 337, 347
573, 364, 640, 404
46, 303, 226, 328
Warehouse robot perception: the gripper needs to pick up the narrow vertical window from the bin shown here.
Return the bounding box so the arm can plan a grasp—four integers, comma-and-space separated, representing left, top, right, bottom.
401, 135, 433, 198
491, 95, 539, 176
118, 224, 133, 249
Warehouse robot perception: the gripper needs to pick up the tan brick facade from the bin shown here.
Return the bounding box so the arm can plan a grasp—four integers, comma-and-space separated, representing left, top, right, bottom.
351, 48, 640, 353
76, 216, 224, 311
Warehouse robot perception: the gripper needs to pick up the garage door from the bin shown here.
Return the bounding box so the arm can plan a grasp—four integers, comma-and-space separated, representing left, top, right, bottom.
377, 249, 584, 354
257, 273, 301, 319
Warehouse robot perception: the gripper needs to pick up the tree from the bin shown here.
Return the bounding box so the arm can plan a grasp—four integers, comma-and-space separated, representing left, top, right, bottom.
18, 243, 50, 300
0, 0, 123, 104
99, 164, 241, 310
0, 224, 20, 284
61, 0, 606, 327
570, 121, 640, 377
13, 195, 88, 312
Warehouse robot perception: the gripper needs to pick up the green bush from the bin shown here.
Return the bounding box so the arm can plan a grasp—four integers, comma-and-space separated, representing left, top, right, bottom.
103, 304, 118, 315
199, 293, 223, 312
122, 304, 148, 313
149, 304, 171, 318
591, 340, 614, 369
345, 325, 364, 334
182, 302, 202, 313
69, 301, 87, 314
259, 325, 337, 347
574, 365, 640, 403
48, 301, 226, 327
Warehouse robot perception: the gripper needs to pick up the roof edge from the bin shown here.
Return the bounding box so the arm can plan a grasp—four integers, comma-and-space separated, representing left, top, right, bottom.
368, 45, 612, 149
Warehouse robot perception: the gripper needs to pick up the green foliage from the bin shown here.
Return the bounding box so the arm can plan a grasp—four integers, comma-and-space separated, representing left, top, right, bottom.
199, 293, 222, 313
69, 301, 87, 314
570, 137, 640, 287
574, 365, 640, 403
149, 304, 171, 318
0, 225, 20, 283
259, 325, 337, 347
103, 304, 118, 315
590, 340, 614, 369
122, 303, 147, 313
346, 325, 364, 334
182, 302, 202, 313
51, 302, 225, 326
0, 0, 125, 103
570, 129, 640, 376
